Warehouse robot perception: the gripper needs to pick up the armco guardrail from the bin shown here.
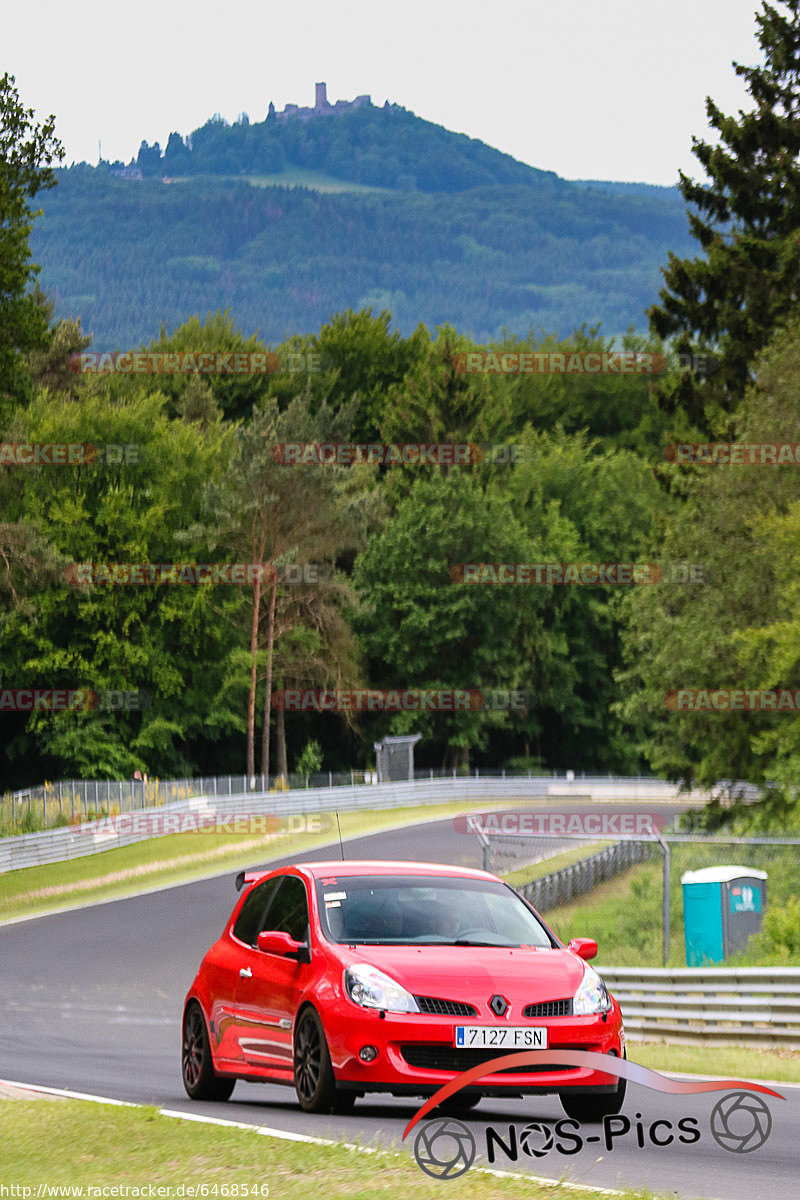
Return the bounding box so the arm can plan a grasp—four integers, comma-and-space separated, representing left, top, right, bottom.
519, 840, 658, 911
2, 770, 689, 830
0, 776, 705, 874
602, 966, 800, 1047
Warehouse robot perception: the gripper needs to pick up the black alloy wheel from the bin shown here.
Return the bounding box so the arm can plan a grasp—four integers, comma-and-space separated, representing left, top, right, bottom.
181, 1002, 236, 1101
293, 1007, 355, 1113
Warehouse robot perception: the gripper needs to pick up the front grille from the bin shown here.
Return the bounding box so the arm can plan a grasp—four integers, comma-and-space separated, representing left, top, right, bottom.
414, 996, 479, 1017
522, 998, 573, 1018
400, 1044, 580, 1074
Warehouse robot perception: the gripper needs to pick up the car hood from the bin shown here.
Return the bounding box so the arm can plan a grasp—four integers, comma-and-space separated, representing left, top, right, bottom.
336, 944, 591, 1011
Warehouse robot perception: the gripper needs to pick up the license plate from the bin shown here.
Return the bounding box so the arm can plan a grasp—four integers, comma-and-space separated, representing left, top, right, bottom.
454, 1026, 548, 1049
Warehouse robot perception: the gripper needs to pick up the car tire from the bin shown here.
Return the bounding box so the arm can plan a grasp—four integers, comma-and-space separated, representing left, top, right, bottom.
559, 1051, 626, 1123
294, 1007, 353, 1114
182, 1002, 236, 1102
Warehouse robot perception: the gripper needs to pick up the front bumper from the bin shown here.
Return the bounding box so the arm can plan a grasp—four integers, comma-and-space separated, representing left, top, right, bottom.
325, 1002, 624, 1095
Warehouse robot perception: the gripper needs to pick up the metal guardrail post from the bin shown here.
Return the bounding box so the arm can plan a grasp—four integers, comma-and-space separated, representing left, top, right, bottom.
662, 841, 671, 966
652, 829, 671, 966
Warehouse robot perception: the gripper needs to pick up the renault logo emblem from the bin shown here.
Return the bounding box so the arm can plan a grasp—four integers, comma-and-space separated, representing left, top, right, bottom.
489, 994, 508, 1016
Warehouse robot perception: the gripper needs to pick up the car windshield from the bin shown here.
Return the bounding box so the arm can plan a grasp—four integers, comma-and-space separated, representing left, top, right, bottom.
315, 874, 555, 947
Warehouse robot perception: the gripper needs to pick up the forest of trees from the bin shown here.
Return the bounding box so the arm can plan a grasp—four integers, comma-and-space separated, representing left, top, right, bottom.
134, 102, 563, 192
5, 0, 800, 815
30, 138, 691, 350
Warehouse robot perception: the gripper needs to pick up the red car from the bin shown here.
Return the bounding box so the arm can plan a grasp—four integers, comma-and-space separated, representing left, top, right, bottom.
182, 860, 626, 1121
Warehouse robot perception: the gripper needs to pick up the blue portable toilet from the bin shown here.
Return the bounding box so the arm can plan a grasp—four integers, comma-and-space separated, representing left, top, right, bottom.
681, 865, 768, 966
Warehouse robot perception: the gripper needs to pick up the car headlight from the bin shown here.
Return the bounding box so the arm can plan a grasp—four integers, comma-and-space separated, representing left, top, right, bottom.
343, 964, 420, 1013
573, 963, 612, 1015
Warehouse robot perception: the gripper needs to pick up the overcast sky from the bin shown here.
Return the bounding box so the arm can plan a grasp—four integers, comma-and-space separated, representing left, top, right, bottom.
5, 0, 765, 185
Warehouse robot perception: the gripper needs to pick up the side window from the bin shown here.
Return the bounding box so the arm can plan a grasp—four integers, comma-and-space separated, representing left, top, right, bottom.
264, 876, 309, 942
232, 877, 282, 947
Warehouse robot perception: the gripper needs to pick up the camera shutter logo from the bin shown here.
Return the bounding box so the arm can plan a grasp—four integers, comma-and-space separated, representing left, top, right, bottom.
710, 1091, 772, 1153
519, 1121, 555, 1158
413, 1117, 476, 1179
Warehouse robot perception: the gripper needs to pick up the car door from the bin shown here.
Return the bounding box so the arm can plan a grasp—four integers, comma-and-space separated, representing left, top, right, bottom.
234, 874, 311, 1072
215, 875, 283, 1066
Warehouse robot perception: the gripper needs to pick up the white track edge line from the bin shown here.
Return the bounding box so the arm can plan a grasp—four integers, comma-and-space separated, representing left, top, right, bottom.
0, 1078, 624, 1194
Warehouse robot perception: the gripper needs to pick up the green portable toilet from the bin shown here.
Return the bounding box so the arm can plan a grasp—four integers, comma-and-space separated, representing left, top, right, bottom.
681, 865, 768, 966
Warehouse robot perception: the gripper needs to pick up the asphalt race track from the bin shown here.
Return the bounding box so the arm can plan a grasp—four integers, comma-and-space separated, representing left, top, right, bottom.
1, 803, 796, 1199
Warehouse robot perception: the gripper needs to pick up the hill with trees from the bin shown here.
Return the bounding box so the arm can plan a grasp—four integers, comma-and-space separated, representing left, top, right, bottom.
30, 103, 691, 349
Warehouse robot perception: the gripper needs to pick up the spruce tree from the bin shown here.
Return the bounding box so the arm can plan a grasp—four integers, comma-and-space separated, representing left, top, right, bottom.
651, 0, 800, 433
0, 73, 63, 419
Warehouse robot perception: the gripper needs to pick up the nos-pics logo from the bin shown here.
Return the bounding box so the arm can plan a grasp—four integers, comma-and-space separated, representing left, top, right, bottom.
403, 1051, 781, 1181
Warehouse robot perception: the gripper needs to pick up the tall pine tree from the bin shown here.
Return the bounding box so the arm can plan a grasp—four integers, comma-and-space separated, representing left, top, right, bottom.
0, 74, 63, 420
651, 0, 800, 434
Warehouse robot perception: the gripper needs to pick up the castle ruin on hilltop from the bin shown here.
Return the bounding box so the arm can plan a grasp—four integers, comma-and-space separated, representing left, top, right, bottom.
269, 82, 372, 123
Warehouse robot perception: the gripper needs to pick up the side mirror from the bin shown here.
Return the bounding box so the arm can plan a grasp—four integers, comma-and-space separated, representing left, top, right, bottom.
257, 930, 311, 963
568, 937, 598, 960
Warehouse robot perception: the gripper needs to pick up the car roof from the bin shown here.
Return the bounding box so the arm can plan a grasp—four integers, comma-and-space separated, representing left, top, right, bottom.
236, 860, 498, 891
299, 860, 496, 879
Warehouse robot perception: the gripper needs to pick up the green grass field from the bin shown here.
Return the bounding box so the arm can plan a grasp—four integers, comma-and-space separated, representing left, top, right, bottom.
0, 798, 518, 924
0, 1095, 662, 1198
162, 168, 395, 194
502, 842, 610, 887
631, 1039, 800, 1082
534, 841, 800, 967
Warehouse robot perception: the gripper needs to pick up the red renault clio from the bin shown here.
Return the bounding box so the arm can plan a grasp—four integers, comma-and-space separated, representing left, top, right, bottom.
181, 860, 626, 1120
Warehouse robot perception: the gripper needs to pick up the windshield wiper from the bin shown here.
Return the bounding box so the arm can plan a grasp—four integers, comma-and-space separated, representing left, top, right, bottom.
453, 937, 519, 947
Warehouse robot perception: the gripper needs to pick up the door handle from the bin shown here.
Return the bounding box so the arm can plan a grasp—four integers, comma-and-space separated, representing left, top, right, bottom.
239, 967, 252, 979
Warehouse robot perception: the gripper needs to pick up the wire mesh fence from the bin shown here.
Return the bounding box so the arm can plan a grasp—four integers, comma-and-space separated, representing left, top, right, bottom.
0, 768, 666, 834
0, 771, 380, 832
480, 830, 800, 969
480, 832, 619, 879
517, 841, 659, 912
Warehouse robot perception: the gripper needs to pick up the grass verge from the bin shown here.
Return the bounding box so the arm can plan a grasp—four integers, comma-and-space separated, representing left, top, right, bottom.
630, 1039, 800, 1083
502, 842, 610, 887
0, 798, 526, 924
0, 1096, 657, 1198
163, 169, 395, 194
542, 839, 800, 966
